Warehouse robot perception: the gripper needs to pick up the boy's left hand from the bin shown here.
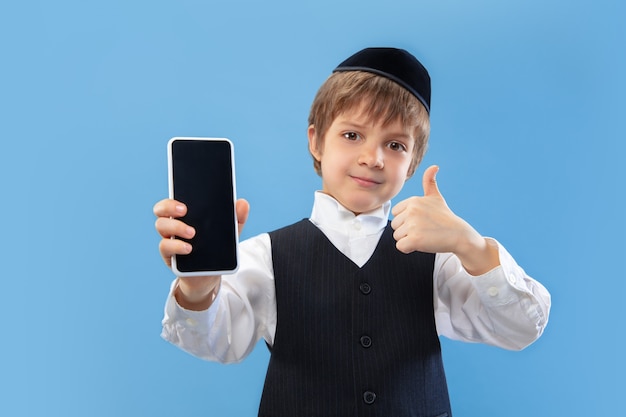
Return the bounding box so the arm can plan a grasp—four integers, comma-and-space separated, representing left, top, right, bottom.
391, 165, 500, 275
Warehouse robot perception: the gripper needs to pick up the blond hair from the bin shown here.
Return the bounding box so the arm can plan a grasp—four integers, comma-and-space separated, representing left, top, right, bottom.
307, 71, 430, 177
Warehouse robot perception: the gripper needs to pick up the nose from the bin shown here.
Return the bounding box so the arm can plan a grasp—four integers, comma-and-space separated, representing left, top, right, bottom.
358, 144, 384, 169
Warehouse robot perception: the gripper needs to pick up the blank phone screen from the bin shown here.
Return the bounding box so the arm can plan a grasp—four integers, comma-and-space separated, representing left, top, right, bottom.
170, 139, 237, 273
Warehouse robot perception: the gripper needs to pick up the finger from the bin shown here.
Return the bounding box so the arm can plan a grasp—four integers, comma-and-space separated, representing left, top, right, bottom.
391, 195, 419, 218
422, 165, 442, 198
153, 199, 187, 218
395, 237, 414, 254
390, 210, 405, 230
391, 200, 406, 218
236, 199, 250, 235
392, 223, 408, 242
159, 238, 192, 265
155, 217, 196, 240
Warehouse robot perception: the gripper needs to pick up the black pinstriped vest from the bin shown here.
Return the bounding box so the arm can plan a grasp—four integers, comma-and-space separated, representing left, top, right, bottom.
259, 219, 451, 417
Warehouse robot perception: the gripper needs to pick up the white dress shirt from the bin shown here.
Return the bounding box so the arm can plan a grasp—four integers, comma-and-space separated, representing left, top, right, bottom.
162, 192, 551, 364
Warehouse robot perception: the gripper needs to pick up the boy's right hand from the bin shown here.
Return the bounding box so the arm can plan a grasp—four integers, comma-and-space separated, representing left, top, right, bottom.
153, 198, 250, 267
153, 198, 250, 310
153, 198, 195, 268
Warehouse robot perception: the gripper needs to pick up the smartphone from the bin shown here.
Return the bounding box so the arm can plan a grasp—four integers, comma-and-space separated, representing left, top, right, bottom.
167, 137, 239, 276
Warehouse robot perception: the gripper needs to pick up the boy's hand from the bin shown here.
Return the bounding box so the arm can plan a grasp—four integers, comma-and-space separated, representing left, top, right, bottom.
154, 198, 250, 267
154, 199, 195, 268
391, 166, 499, 276
153, 198, 250, 309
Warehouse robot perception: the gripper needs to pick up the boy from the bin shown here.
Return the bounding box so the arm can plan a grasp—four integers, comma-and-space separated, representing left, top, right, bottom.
154, 47, 551, 416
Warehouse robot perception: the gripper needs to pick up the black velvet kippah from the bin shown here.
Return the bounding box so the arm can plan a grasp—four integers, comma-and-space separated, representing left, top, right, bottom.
333, 47, 431, 113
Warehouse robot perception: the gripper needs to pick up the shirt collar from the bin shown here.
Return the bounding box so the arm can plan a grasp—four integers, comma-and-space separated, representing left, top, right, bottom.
310, 191, 390, 235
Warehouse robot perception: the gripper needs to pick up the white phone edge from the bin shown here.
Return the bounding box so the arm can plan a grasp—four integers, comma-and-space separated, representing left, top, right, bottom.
167, 136, 240, 277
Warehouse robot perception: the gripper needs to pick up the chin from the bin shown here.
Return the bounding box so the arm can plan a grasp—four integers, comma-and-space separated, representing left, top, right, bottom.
345, 200, 381, 215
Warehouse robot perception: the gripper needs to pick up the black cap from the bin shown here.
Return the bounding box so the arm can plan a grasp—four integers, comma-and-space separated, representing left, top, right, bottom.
333, 47, 431, 113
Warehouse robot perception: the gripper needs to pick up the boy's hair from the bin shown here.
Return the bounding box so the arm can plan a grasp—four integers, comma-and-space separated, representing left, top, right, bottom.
308, 71, 430, 178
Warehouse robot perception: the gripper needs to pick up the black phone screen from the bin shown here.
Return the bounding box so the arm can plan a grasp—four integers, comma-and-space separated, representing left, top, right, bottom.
169, 138, 238, 274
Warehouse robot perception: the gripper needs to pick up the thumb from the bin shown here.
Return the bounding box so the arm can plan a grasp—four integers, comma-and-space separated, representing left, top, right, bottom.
422, 165, 442, 197
236, 198, 250, 236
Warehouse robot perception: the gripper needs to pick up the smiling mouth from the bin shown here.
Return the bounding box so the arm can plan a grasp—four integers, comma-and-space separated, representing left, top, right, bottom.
351, 175, 382, 187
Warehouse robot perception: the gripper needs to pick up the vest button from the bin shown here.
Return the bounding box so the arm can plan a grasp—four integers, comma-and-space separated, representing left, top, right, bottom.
360, 335, 372, 348
359, 282, 372, 295
363, 391, 377, 404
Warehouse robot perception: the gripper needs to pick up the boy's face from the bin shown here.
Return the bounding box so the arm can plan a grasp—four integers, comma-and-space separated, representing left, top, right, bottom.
308, 105, 415, 215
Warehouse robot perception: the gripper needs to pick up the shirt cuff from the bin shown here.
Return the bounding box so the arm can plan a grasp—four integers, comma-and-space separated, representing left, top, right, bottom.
470, 238, 530, 307
162, 278, 220, 334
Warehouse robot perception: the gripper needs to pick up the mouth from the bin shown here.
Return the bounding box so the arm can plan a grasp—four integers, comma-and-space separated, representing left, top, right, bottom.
351, 175, 382, 187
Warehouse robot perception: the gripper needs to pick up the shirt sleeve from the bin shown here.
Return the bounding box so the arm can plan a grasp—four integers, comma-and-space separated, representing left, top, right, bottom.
161, 233, 277, 363
433, 238, 551, 350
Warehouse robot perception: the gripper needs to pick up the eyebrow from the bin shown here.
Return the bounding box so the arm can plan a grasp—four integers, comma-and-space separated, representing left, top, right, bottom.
335, 120, 413, 140
335, 120, 368, 130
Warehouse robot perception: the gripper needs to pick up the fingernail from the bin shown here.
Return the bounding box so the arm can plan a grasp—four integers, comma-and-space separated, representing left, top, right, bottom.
175, 204, 185, 213
186, 226, 195, 237
183, 243, 192, 253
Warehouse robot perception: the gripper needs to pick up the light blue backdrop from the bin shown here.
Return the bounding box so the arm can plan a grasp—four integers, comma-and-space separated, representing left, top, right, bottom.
1, 0, 624, 415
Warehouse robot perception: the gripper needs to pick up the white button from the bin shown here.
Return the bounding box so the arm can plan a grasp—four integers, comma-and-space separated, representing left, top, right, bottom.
508, 274, 517, 284
487, 287, 499, 297
185, 318, 197, 326
353, 220, 362, 231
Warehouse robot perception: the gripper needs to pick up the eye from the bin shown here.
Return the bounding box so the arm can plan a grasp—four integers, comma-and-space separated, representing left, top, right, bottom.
388, 141, 407, 152
343, 132, 361, 141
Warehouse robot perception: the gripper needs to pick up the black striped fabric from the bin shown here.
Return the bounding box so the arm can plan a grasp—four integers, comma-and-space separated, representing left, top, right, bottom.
259, 220, 451, 417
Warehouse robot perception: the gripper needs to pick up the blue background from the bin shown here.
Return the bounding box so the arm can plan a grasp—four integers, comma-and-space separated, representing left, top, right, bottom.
1, 0, 624, 415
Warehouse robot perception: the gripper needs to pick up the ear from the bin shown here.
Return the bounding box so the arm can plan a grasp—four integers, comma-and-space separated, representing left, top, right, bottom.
308, 124, 322, 161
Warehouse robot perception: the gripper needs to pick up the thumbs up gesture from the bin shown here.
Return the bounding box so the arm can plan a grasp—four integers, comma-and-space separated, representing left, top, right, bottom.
391, 165, 500, 275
